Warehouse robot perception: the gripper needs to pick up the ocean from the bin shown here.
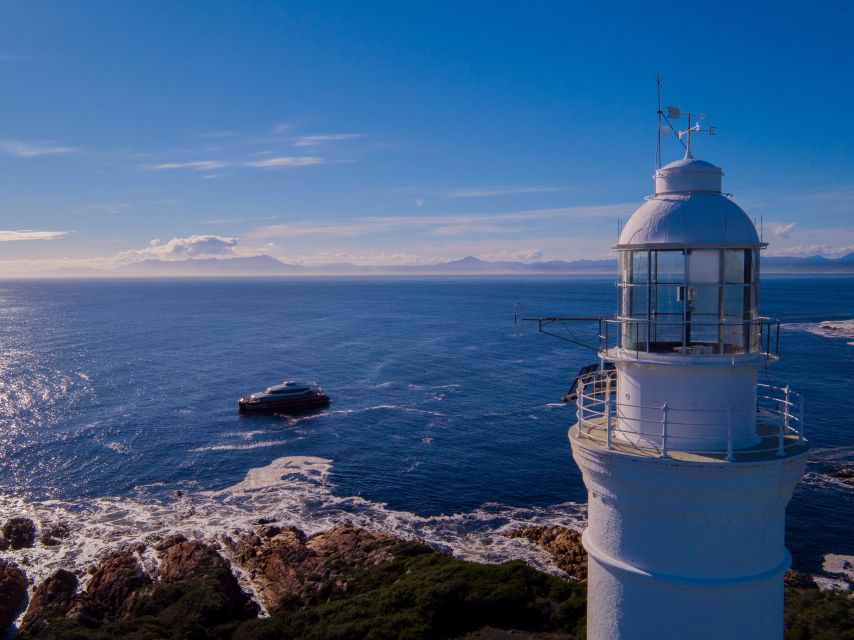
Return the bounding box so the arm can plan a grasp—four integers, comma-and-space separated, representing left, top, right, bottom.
0, 276, 852, 586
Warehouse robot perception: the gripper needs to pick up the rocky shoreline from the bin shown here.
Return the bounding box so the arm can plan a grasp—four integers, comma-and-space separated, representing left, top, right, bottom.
0, 516, 851, 639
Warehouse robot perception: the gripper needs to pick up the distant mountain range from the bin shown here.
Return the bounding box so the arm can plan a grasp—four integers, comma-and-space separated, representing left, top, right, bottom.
21, 252, 854, 278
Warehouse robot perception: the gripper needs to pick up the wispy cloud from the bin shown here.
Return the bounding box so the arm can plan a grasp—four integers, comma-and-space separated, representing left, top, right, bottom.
148, 157, 323, 171
151, 160, 229, 171
247, 203, 633, 240
0, 230, 69, 241
0, 140, 78, 158
292, 133, 362, 147
244, 156, 324, 168
770, 244, 854, 258
770, 222, 797, 239
443, 186, 561, 199
201, 215, 278, 225
75, 203, 131, 215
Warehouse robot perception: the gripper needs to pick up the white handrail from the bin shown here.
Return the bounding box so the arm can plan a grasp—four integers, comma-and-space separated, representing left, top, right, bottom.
573, 369, 804, 458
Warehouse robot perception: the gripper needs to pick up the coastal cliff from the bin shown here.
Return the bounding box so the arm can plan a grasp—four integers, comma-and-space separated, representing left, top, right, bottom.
0, 517, 850, 639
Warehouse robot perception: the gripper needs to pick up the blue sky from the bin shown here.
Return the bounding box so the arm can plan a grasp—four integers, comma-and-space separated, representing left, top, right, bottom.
1, 1, 853, 272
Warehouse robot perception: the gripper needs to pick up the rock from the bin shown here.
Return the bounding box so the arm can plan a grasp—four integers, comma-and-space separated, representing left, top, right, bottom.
506, 526, 587, 581
158, 540, 231, 583
153, 533, 187, 552
40, 522, 70, 547
0, 559, 28, 634
84, 551, 151, 621
17, 569, 78, 638
157, 539, 258, 618
784, 569, 819, 590
225, 524, 402, 612
2, 517, 36, 550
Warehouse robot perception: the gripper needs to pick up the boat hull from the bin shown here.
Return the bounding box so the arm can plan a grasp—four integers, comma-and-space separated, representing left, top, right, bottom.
238, 393, 331, 415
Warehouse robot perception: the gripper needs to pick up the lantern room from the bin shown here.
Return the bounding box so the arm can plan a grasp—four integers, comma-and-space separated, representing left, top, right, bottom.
614, 157, 768, 356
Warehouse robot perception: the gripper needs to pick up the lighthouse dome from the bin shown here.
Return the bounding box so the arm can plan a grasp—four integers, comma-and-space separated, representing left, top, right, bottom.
619, 157, 760, 247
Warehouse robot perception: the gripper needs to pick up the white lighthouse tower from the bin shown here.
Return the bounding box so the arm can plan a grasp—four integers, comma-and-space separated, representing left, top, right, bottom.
569, 123, 808, 639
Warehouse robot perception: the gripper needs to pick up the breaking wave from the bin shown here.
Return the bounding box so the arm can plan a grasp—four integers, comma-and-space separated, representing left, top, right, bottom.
0, 456, 587, 587
784, 319, 854, 346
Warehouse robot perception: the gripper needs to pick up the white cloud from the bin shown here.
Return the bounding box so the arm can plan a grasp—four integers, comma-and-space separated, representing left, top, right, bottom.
244, 156, 324, 168
292, 134, 362, 147
0, 230, 69, 241
770, 244, 854, 258
116, 235, 239, 261
284, 251, 436, 267
149, 157, 323, 171
443, 186, 561, 199
151, 160, 229, 171
0, 140, 78, 158
76, 203, 131, 215
477, 249, 545, 263
770, 222, 797, 239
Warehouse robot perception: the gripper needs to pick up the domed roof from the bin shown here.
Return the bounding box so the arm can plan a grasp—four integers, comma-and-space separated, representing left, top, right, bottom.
618, 157, 761, 248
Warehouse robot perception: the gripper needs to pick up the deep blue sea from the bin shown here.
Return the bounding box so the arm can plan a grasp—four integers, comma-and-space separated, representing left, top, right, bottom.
0, 277, 851, 585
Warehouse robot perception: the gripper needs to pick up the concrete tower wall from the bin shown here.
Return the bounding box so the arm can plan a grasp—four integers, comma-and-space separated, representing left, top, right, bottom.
573, 438, 806, 640
615, 360, 759, 450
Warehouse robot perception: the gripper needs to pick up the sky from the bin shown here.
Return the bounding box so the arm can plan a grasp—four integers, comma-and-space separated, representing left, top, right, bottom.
1, 1, 853, 273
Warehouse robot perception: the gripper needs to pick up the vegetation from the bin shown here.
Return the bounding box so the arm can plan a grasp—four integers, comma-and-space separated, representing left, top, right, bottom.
785, 587, 854, 640
21, 542, 853, 640
25, 545, 586, 640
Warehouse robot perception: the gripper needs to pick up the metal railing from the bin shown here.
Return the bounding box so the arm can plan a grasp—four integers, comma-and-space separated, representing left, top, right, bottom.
601, 316, 781, 358
574, 368, 804, 460
513, 308, 781, 360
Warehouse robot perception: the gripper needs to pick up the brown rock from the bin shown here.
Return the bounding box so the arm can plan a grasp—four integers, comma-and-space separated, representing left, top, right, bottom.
84, 551, 151, 621
153, 533, 187, 552
40, 522, 71, 547
2, 517, 36, 550
17, 569, 78, 638
784, 569, 819, 590
157, 539, 258, 618
506, 526, 587, 581
158, 540, 231, 583
0, 559, 27, 634
225, 524, 402, 612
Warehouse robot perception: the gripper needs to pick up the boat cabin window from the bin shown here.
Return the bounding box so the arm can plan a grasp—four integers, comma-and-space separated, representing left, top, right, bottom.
617, 248, 759, 354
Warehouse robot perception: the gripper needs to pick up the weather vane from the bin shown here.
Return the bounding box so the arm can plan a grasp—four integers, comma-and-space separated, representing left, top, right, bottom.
666, 105, 716, 159
654, 75, 717, 165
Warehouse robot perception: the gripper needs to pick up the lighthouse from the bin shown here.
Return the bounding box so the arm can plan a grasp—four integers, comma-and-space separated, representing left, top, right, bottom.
569, 127, 808, 638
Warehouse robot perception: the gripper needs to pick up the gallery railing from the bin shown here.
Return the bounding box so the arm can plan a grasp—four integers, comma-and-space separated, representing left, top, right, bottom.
574, 368, 804, 460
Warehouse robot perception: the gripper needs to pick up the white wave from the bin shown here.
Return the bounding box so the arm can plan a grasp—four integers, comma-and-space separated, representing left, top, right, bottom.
784, 319, 854, 346
191, 439, 295, 452
814, 554, 854, 591
0, 455, 586, 589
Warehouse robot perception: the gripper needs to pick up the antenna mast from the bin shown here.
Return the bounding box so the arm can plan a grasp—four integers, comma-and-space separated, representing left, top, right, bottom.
656, 74, 663, 169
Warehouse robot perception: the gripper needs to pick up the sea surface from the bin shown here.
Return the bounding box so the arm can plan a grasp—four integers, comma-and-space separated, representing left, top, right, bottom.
0, 276, 852, 586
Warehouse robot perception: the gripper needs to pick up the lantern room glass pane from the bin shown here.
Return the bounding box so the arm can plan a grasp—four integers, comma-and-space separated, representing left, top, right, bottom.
653, 250, 685, 283
653, 284, 683, 316
631, 251, 649, 283
723, 284, 752, 321
630, 285, 649, 316
619, 252, 630, 284
686, 285, 720, 316
723, 249, 751, 284
688, 250, 720, 284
